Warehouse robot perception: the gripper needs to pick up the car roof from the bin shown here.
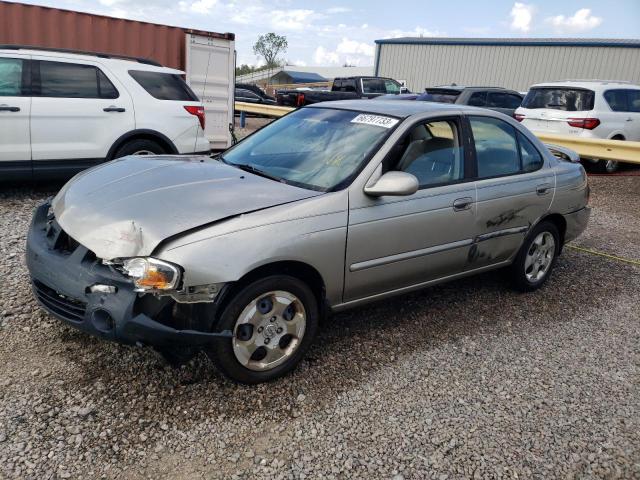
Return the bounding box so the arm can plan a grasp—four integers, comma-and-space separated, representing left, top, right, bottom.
0, 47, 183, 74
529, 80, 640, 91
306, 99, 482, 118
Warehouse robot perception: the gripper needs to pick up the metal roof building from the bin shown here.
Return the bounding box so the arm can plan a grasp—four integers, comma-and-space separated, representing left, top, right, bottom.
374, 37, 640, 92
269, 70, 328, 85
236, 65, 374, 85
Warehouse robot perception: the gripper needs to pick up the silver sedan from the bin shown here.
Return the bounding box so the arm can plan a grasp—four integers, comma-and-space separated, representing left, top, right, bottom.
26, 100, 590, 384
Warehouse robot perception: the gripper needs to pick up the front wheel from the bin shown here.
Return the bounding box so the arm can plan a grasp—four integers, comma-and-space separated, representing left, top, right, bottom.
206, 275, 319, 384
510, 221, 560, 292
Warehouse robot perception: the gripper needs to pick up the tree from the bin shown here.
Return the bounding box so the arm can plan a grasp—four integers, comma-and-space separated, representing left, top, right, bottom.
253, 33, 288, 68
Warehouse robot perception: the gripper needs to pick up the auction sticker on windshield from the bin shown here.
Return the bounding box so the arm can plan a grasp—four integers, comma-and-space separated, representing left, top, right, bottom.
351, 114, 399, 129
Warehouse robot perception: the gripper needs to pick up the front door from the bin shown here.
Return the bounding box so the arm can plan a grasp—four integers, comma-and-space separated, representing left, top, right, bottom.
467, 115, 555, 269
344, 116, 477, 303
0, 54, 32, 179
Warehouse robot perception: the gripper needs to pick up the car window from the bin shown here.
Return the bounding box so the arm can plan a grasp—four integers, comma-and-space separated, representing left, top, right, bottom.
97, 70, 119, 99
384, 79, 401, 94
361, 78, 386, 94
236, 89, 260, 100
518, 132, 543, 172
38, 61, 118, 99
393, 120, 464, 188
521, 87, 594, 111
129, 70, 198, 101
488, 91, 522, 109
425, 89, 460, 104
628, 90, 640, 113
0, 57, 24, 96
470, 116, 520, 178
468, 92, 487, 107
604, 90, 628, 112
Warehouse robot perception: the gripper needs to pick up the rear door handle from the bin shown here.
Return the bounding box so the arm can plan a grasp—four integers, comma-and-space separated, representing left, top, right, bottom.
103, 106, 126, 112
0, 105, 20, 112
626, 118, 633, 122
536, 184, 552, 195
453, 197, 473, 211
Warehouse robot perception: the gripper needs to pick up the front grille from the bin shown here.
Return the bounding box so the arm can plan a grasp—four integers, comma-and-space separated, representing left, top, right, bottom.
33, 280, 86, 323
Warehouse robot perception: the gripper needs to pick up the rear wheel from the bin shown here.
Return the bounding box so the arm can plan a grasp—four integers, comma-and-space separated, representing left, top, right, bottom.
206, 275, 319, 384
113, 139, 166, 159
510, 221, 560, 292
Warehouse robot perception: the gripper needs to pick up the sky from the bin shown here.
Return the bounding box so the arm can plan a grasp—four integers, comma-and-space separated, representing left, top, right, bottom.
14, 0, 640, 67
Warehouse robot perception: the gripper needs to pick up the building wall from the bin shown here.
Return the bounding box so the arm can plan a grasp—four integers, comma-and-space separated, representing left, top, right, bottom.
376, 43, 640, 92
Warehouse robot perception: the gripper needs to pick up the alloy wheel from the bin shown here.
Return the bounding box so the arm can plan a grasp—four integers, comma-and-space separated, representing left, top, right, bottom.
232, 291, 306, 371
524, 232, 556, 283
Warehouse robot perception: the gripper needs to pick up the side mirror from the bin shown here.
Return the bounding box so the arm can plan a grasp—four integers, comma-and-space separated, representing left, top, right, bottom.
364, 171, 419, 197
544, 143, 580, 163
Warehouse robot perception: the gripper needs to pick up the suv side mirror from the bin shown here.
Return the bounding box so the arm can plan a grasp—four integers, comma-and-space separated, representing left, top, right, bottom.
364, 171, 419, 197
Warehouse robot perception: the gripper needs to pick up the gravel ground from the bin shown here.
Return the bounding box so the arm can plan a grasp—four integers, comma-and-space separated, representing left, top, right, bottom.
0, 176, 638, 480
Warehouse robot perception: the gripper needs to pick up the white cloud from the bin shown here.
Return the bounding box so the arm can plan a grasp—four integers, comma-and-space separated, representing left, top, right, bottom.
292, 59, 307, 67
386, 26, 442, 38
326, 7, 351, 14
510, 2, 535, 33
270, 9, 315, 31
312, 38, 375, 66
546, 8, 602, 33
189, 0, 217, 14
313, 46, 340, 65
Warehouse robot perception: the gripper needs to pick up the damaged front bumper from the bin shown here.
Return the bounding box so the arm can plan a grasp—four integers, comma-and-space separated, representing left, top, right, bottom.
26, 202, 231, 348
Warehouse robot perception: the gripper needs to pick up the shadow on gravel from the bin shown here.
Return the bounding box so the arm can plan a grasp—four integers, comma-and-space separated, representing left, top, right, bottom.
46, 248, 635, 431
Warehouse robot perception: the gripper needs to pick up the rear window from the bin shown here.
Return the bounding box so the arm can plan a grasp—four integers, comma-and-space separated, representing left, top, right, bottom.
361, 78, 401, 94
129, 70, 198, 101
425, 89, 461, 104
522, 87, 594, 111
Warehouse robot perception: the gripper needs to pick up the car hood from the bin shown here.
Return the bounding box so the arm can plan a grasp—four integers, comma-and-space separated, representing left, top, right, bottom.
52, 156, 322, 260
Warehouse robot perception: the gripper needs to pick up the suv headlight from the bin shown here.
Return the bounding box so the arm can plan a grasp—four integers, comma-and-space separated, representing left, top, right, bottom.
122, 257, 181, 291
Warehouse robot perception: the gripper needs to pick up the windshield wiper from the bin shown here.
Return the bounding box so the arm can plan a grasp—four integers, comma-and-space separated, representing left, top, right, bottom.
232, 163, 285, 183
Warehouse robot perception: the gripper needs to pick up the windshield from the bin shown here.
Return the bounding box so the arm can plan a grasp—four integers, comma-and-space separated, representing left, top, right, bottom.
522, 87, 595, 111
222, 108, 398, 191
425, 89, 461, 104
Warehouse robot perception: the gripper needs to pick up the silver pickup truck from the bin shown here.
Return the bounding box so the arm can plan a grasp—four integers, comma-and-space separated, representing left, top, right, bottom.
27, 100, 590, 384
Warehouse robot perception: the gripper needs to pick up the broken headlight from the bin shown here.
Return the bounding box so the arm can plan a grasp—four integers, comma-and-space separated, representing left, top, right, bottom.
122, 257, 181, 292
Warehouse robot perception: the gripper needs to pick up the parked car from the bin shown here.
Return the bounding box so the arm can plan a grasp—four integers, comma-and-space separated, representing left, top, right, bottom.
27, 100, 590, 384
515, 80, 640, 173
415, 86, 524, 117
276, 76, 406, 107
235, 87, 276, 105
235, 83, 275, 101
0, 46, 210, 181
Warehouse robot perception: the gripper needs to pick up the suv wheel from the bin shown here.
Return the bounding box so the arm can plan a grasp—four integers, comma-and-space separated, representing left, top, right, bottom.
206, 275, 319, 384
114, 139, 166, 159
510, 221, 560, 292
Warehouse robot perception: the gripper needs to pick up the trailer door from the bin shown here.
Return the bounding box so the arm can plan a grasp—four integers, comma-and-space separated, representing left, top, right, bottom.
185, 33, 234, 150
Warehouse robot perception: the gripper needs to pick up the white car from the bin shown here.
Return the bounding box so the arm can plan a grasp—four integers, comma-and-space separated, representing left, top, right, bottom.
0, 46, 210, 181
515, 80, 640, 173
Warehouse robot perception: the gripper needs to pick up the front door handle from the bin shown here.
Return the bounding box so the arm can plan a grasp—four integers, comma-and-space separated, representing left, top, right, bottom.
103, 106, 126, 112
536, 184, 552, 195
626, 118, 633, 122
453, 197, 473, 211
0, 105, 20, 112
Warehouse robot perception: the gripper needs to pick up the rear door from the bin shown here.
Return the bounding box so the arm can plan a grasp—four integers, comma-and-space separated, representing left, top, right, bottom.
625, 90, 640, 140
604, 89, 640, 141
518, 87, 595, 135
29, 56, 134, 178
185, 33, 234, 150
467, 115, 554, 269
0, 53, 32, 179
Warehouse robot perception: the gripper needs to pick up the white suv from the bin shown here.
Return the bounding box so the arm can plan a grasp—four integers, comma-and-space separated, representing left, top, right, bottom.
515, 80, 640, 172
0, 46, 210, 181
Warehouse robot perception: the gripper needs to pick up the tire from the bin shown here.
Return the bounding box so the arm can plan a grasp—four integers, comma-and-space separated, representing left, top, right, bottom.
596, 159, 619, 174
510, 221, 560, 292
206, 275, 319, 384
113, 139, 166, 159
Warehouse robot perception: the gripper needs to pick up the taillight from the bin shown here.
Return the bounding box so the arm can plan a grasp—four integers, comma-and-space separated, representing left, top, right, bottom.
514, 113, 525, 122
184, 105, 206, 130
567, 118, 600, 130
296, 93, 305, 107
